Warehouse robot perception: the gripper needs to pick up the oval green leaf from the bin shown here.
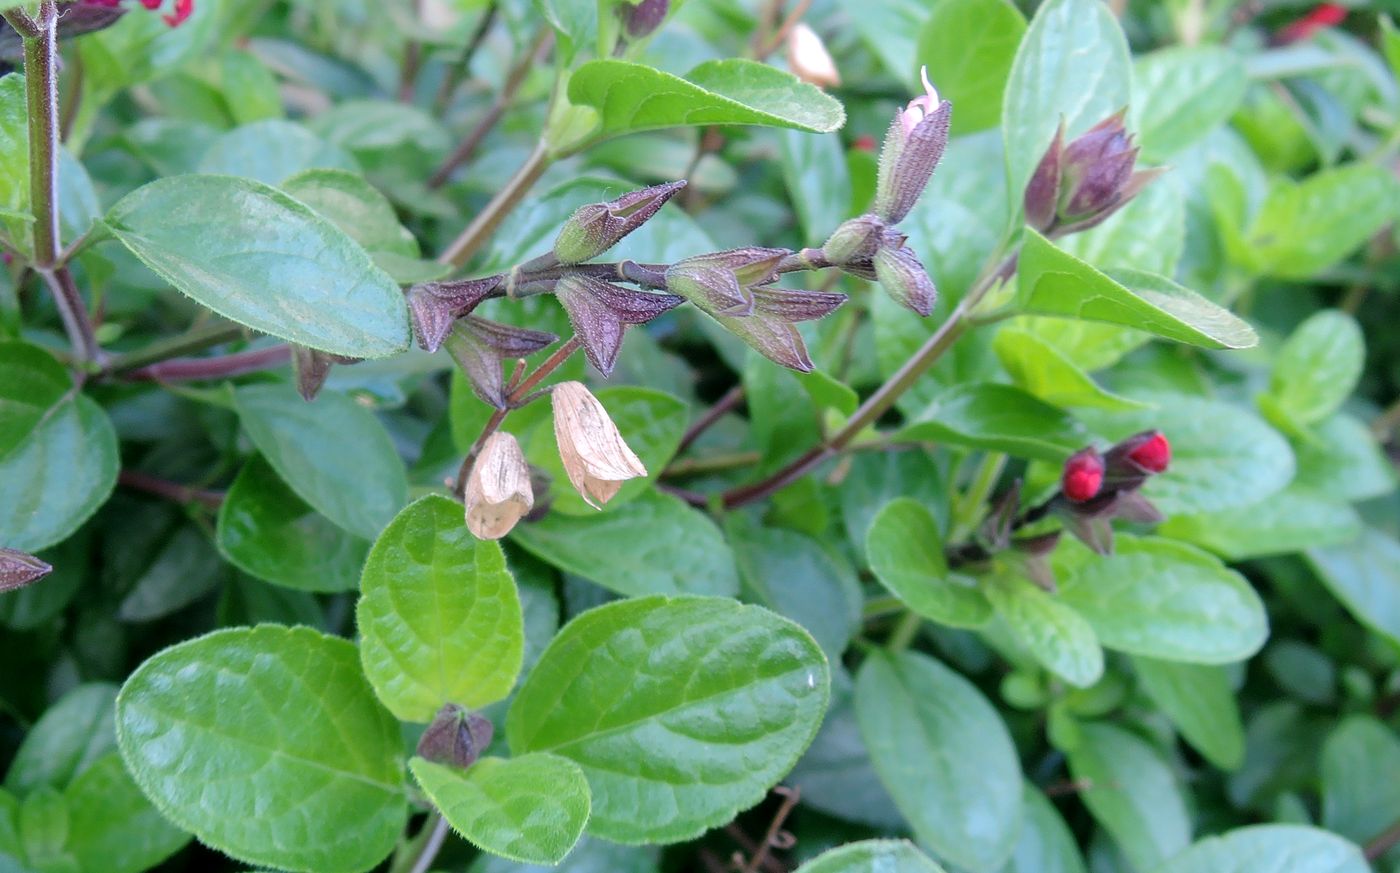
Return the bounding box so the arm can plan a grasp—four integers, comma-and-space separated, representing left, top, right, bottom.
0, 341, 70, 460
986, 571, 1103, 688
896, 383, 1089, 463
1132, 656, 1244, 770
793, 839, 946, 873
1154, 825, 1368, 873
866, 498, 992, 628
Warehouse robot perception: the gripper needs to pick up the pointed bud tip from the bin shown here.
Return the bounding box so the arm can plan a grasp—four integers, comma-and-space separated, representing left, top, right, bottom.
416, 704, 494, 770
0, 548, 53, 593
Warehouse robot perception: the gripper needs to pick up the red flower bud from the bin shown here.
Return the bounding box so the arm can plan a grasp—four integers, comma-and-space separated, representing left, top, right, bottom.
1061, 447, 1105, 503
1125, 430, 1170, 474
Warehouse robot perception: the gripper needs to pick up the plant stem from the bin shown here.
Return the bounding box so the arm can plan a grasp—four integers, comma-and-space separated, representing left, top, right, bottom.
438, 141, 552, 268
434, 4, 497, 112
429, 30, 552, 189
886, 610, 923, 652
123, 346, 291, 383
663, 450, 761, 478
1366, 818, 1400, 862
950, 452, 1007, 542
38, 267, 100, 364
676, 385, 744, 454
396, 813, 450, 873
118, 471, 224, 509
102, 322, 249, 375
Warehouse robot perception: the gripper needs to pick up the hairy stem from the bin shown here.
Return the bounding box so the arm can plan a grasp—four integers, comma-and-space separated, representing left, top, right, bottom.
434, 4, 497, 112
118, 471, 224, 509
101, 322, 250, 376
676, 385, 745, 454
438, 141, 552, 267
39, 267, 100, 365
123, 346, 291, 383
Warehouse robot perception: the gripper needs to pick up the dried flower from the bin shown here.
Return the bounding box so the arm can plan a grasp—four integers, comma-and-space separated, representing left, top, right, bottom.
1024, 112, 1163, 236
875, 66, 951, 224
407, 276, 503, 353
464, 432, 533, 540
554, 274, 683, 376
416, 704, 494, 770
553, 181, 686, 265
551, 381, 647, 508
1061, 447, 1105, 503
787, 23, 840, 88
444, 317, 557, 409
872, 232, 936, 316
0, 548, 51, 593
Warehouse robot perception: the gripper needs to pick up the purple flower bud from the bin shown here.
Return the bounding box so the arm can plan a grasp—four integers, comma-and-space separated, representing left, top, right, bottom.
1024, 111, 1163, 236
822, 214, 885, 264
875, 67, 951, 224
1024, 123, 1064, 233
553, 181, 687, 264
750, 286, 847, 322
416, 704, 494, 770
0, 548, 51, 593
445, 317, 557, 408
664, 247, 786, 317
620, 0, 668, 39
714, 313, 814, 373
873, 237, 936, 317
292, 346, 360, 402
407, 276, 504, 353
555, 274, 683, 376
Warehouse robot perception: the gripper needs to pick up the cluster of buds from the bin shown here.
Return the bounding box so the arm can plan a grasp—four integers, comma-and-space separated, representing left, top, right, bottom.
85, 0, 193, 27
1, 548, 51, 593
1056, 430, 1172, 554
818, 68, 949, 317
664, 248, 844, 372
1023, 113, 1163, 237
461, 381, 646, 539
417, 704, 494, 770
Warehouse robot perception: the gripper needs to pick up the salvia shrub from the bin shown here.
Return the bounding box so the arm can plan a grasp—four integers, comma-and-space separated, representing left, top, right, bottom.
1, 1, 1400, 872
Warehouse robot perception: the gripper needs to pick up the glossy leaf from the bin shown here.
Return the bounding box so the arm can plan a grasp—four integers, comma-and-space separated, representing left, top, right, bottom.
507, 596, 829, 844
115, 626, 406, 873
1307, 528, 1400, 649
1133, 657, 1244, 770
411, 755, 589, 865
0, 341, 70, 460
5, 684, 117, 795
992, 327, 1145, 411
1133, 47, 1248, 160
793, 839, 946, 873
896, 383, 1088, 463
985, 571, 1102, 688
855, 651, 1021, 872
1263, 310, 1364, 429
919, 0, 1026, 135
358, 495, 524, 722
234, 383, 408, 540
1154, 825, 1368, 873
105, 174, 410, 358
1159, 487, 1361, 561
866, 498, 991, 628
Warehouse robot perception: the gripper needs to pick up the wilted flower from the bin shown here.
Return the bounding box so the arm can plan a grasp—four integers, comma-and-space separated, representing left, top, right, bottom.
551, 381, 647, 508
464, 432, 533, 539
444, 317, 557, 409
417, 704, 494, 770
407, 276, 503, 353
0, 548, 51, 593
1024, 113, 1163, 236
787, 23, 840, 88
875, 66, 951, 224
553, 181, 687, 265
554, 275, 683, 376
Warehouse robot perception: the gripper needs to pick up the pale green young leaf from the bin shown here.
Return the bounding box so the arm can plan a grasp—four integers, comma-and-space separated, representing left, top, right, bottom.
896, 383, 1088, 463
358, 495, 524, 721
1263, 310, 1364, 429
0, 74, 28, 224
1307, 528, 1400, 649
1153, 825, 1368, 873
1159, 486, 1360, 561
1005, 784, 1086, 873
793, 839, 946, 873
918, 0, 1026, 136
64, 754, 190, 873
411, 755, 589, 865
1133, 47, 1248, 161
1133, 657, 1245, 770
985, 571, 1103, 688
1293, 413, 1397, 501
866, 497, 992, 628
115, 626, 406, 873
992, 327, 1146, 411
196, 120, 357, 185
854, 651, 1021, 872
506, 596, 829, 844
105, 175, 410, 358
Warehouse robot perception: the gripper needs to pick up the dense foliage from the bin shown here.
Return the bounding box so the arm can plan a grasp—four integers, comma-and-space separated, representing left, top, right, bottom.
2, 0, 1400, 872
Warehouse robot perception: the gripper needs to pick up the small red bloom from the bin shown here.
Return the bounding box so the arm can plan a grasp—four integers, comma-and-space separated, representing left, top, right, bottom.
1061, 447, 1105, 503
163, 0, 193, 26
853, 134, 877, 152
1277, 3, 1345, 44
1125, 431, 1170, 474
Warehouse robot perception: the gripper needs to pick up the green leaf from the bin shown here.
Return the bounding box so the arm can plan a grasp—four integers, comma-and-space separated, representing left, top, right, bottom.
792, 839, 946, 873
524, 386, 686, 516
411, 755, 589, 865
1307, 528, 1400, 649
467, 836, 657, 873
1240, 164, 1400, 279
1320, 715, 1400, 846
216, 454, 369, 593
1294, 413, 1397, 501
281, 169, 418, 257
985, 571, 1102, 688
1153, 825, 1368, 873
841, 0, 927, 79
0, 341, 70, 460
506, 596, 829, 844
992, 327, 1146, 411
1005, 785, 1086, 873
854, 651, 1021, 872
1062, 722, 1190, 871
5, 684, 117, 796
1057, 536, 1268, 663
840, 450, 948, 563
896, 383, 1088, 463
1263, 310, 1364, 429
1133, 47, 1248, 161
1015, 230, 1258, 350
511, 491, 737, 598
105, 175, 410, 358
220, 49, 283, 125
563, 59, 844, 150
1132, 657, 1244, 770
196, 120, 357, 185
1159, 486, 1361, 561
117, 525, 227, 622
0, 74, 29, 236
115, 625, 406, 873
788, 687, 903, 830
64, 754, 190, 873
0, 394, 118, 552
358, 495, 524, 722
866, 498, 991, 628
233, 383, 408, 540
1079, 394, 1294, 515
918, 0, 1026, 136
781, 131, 850, 247
1055, 173, 1185, 276
1001, 0, 1131, 217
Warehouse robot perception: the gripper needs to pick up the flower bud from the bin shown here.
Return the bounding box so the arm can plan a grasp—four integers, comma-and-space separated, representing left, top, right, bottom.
408, 276, 503, 353
873, 237, 936, 317
620, 0, 669, 39
553, 181, 686, 265
552, 382, 647, 508
292, 346, 360, 402
1061, 447, 1105, 503
822, 214, 885, 265
416, 704, 494, 770
445, 317, 557, 408
875, 66, 951, 224
0, 548, 51, 593
1122, 430, 1170, 474
787, 23, 840, 88
1024, 123, 1064, 233
1025, 112, 1164, 235
464, 432, 533, 540
664, 248, 785, 318
555, 274, 683, 376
